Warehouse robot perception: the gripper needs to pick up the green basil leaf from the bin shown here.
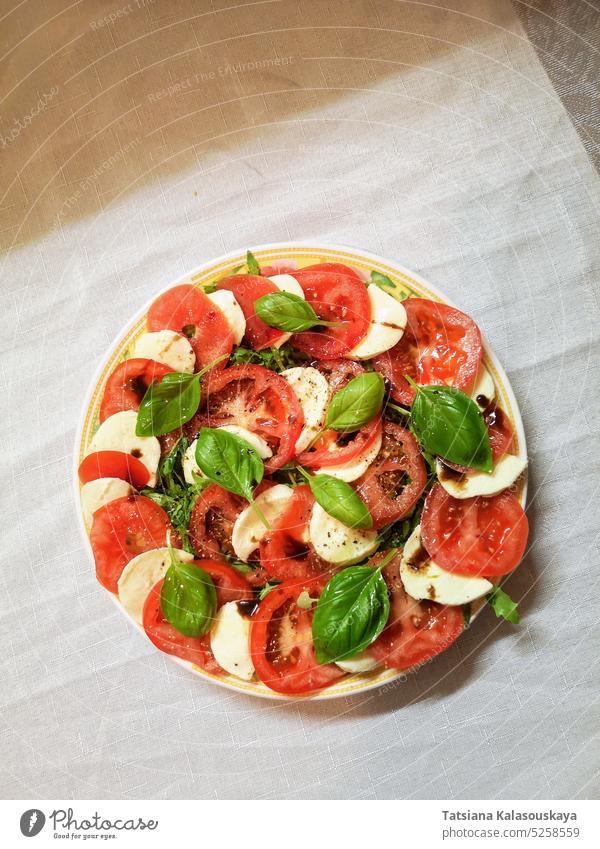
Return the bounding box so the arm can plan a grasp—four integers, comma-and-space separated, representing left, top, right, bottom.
195, 427, 263, 502
410, 385, 492, 472
254, 291, 340, 333
326, 372, 385, 432
370, 270, 395, 289
246, 250, 260, 275
312, 565, 390, 663
308, 473, 373, 529
160, 560, 216, 636
487, 586, 520, 624
136, 372, 201, 437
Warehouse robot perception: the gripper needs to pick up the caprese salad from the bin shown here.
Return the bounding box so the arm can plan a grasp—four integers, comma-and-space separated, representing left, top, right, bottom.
78, 251, 528, 695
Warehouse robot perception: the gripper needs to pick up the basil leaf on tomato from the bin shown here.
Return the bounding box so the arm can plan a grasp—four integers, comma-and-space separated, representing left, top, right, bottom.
487, 586, 520, 624
326, 372, 384, 432
409, 384, 492, 472
308, 473, 373, 529
136, 372, 201, 437
312, 565, 390, 663
254, 291, 340, 333
246, 250, 260, 275
160, 559, 216, 637
195, 427, 264, 501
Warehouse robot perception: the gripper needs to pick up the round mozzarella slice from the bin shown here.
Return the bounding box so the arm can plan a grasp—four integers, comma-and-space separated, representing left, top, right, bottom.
232, 484, 294, 562
400, 525, 493, 606
218, 425, 272, 459
347, 284, 407, 360
89, 410, 160, 487
309, 503, 378, 566
206, 290, 246, 345
118, 547, 194, 624
436, 454, 527, 500
81, 477, 134, 527
317, 432, 382, 482
336, 650, 380, 673
281, 367, 330, 453
470, 364, 496, 410
132, 330, 195, 373
268, 274, 306, 348
210, 601, 255, 680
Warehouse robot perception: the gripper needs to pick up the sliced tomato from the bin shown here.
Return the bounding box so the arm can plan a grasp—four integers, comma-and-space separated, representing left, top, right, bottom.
193, 559, 253, 606
99, 358, 173, 422
373, 298, 482, 405
147, 284, 232, 373
370, 551, 463, 669
290, 264, 371, 359
260, 263, 296, 277
355, 422, 427, 528
297, 417, 382, 469
142, 579, 223, 674
90, 495, 177, 593
259, 485, 326, 581
316, 358, 365, 392
202, 364, 303, 472
216, 274, 286, 350
421, 485, 528, 577
250, 578, 344, 694
188, 483, 245, 560
78, 450, 149, 488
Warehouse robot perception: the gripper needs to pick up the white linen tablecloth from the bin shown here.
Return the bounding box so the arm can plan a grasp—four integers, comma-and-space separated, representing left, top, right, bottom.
1, 0, 599, 800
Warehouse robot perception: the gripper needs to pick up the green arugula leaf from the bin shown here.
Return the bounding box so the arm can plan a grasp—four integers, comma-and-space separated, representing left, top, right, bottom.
307, 472, 373, 529
258, 581, 280, 600
487, 586, 520, 624
229, 344, 308, 372
370, 270, 395, 289
160, 549, 217, 637
246, 250, 260, 275
409, 383, 492, 472
254, 291, 341, 333
326, 372, 385, 432
312, 564, 390, 663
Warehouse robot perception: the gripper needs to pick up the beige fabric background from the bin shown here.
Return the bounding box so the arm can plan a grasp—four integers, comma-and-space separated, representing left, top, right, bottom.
1, 0, 599, 799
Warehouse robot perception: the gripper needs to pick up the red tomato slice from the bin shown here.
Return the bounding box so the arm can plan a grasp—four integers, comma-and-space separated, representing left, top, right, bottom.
78, 450, 149, 488
259, 485, 326, 581
142, 579, 223, 674
99, 358, 173, 422
296, 417, 382, 469
147, 284, 232, 373
316, 358, 365, 392
259, 263, 296, 277
192, 559, 253, 606
90, 495, 177, 593
202, 364, 303, 472
355, 422, 427, 528
250, 578, 344, 694
291, 264, 371, 359
370, 551, 463, 669
373, 298, 482, 405
188, 483, 245, 561
216, 274, 286, 350
421, 485, 529, 577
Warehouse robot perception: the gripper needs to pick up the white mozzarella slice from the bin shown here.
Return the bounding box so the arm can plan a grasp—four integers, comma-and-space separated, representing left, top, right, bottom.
132, 330, 195, 373
218, 425, 272, 459
309, 503, 378, 566
269, 273, 304, 298
118, 547, 194, 624
347, 284, 407, 360
210, 601, 255, 680
81, 477, 134, 527
206, 290, 246, 345
280, 367, 330, 453
336, 651, 380, 673
232, 484, 294, 562
268, 274, 306, 348
436, 454, 527, 500
471, 364, 496, 410
318, 432, 382, 482
182, 438, 202, 485
400, 525, 493, 606
89, 410, 161, 487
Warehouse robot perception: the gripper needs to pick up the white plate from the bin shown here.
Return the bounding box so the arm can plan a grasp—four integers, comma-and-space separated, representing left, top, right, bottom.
74, 242, 528, 700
